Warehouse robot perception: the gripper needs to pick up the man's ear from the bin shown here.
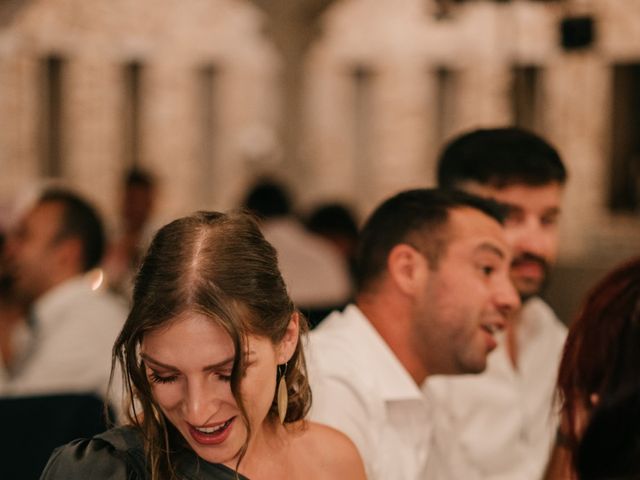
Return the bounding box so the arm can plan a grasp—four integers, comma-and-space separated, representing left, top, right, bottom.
277, 312, 300, 364
53, 236, 84, 272
387, 243, 428, 296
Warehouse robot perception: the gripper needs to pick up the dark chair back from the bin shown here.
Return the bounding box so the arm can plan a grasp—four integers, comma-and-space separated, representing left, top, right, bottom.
0, 393, 111, 480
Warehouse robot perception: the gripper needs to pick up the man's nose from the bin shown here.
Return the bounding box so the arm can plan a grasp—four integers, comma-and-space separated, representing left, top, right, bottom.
494, 275, 521, 317
512, 220, 551, 258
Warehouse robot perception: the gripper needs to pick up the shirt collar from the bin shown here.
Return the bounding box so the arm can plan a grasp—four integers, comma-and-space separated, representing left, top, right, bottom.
346, 304, 426, 403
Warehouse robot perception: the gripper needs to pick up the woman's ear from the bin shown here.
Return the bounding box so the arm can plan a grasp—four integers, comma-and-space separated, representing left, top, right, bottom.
277, 312, 300, 364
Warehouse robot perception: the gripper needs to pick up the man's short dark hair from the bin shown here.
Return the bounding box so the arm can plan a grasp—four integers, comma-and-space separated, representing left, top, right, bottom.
355, 188, 506, 292
437, 127, 567, 189
39, 188, 106, 272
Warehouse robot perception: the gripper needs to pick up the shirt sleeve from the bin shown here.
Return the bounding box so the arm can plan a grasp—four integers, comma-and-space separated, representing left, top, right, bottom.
39, 438, 130, 480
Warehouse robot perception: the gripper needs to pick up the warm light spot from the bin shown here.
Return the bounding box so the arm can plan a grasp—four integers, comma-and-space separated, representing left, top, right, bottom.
89, 268, 104, 291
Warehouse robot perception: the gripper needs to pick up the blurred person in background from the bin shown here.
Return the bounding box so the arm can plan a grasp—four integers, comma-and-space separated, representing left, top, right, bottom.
306, 202, 359, 289
1, 187, 126, 398
545, 257, 640, 480
0, 231, 26, 376
103, 168, 158, 300
243, 179, 351, 327
427, 127, 568, 479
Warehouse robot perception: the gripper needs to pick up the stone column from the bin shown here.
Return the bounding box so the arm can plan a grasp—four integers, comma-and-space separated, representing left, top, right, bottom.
247, 0, 338, 183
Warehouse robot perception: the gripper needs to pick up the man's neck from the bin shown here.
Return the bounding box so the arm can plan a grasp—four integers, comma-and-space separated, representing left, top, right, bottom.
505, 319, 518, 369
506, 296, 537, 369
356, 294, 428, 385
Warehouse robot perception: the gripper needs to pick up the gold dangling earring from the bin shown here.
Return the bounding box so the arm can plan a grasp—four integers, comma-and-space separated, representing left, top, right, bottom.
277, 363, 288, 424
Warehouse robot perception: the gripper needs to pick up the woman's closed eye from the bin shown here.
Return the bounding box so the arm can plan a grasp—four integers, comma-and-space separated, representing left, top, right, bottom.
149, 369, 233, 384
149, 371, 179, 384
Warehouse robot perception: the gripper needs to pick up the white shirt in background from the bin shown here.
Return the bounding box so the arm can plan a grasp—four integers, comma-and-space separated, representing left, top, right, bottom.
425, 297, 567, 480
0, 274, 127, 401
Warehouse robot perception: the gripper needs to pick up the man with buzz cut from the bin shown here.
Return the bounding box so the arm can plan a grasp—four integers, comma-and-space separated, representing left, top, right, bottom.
426, 127, 568, 480
306, 188, 520, 480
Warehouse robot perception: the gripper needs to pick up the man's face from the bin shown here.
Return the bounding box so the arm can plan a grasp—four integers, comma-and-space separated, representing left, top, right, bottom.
461, 182, 563, 300
413, 207, 520, 375
6, 201, 64, 303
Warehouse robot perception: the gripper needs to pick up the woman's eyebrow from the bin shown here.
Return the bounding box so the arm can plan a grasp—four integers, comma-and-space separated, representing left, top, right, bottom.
140, 353, 177, 370
140, 353, 236, 372
202, 356, 235, 372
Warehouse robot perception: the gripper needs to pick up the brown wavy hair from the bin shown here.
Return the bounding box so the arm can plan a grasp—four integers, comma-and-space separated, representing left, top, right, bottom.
556, 256, 640, 476
110, 211, 311, 479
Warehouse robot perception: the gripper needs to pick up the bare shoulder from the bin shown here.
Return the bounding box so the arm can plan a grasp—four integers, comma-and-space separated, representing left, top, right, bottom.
290, 421, 366, 479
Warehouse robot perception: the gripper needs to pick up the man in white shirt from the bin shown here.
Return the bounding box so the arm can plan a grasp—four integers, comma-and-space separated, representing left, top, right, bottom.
427, 127, 568, 479
2, 188, 126, 400
307, 188, 520, 480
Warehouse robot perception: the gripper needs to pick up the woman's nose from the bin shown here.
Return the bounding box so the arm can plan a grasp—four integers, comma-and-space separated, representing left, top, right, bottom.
182, 380, 221, 426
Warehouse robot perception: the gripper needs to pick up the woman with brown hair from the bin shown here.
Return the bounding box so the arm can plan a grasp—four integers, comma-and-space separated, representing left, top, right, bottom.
545, 257, 640, 480
41, 211, 366, 480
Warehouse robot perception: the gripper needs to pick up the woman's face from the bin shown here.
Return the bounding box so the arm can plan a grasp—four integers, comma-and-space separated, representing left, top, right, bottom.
140, 311, 298, 465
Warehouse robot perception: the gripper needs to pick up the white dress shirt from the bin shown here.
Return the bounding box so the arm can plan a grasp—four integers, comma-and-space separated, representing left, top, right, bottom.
261, 218, 351, 308
0, 275, 127, 399
425, 297, 567, 480
307, 305, 433, 480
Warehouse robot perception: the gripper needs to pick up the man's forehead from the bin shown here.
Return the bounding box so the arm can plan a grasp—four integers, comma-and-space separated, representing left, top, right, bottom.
24, 201, 62, 229
446, 207, 508, 246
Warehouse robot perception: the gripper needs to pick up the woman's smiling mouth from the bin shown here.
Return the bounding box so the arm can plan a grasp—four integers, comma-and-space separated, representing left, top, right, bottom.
188, 417, 236, 445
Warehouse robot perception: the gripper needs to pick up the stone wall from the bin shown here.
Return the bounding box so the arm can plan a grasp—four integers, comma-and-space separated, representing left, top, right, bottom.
0, 0, 279, 228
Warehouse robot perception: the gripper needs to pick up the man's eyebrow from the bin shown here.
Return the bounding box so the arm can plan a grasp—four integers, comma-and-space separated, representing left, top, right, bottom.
542, 207, 561, 216
474, 242, 506, 259
495, 200, 522, 213
140, 353, 236, 372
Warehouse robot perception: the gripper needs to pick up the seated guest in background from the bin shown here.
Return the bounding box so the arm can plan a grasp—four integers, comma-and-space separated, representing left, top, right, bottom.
1, 188, 126, 398
0, 231, 26, 375
41, 211, 366, 480
427, 127, 568, 479
306, 202, 360, 289
306, 188, 519, 480
243, 179, 351, 327
103, 168, 159, 300
545, 257, 640, 480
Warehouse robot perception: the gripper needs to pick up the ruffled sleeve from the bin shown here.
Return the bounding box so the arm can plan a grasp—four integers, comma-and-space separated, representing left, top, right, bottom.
40, 435, 135, 480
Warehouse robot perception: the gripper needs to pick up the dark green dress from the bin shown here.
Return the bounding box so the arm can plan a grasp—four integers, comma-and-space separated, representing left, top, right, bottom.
39, 426, 250, 480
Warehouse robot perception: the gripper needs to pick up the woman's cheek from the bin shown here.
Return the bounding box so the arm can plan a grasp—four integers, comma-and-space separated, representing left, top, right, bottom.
152, 383, 183, 411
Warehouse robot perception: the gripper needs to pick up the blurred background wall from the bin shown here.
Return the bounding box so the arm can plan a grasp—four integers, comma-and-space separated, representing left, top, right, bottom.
1, 0, 639, 322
